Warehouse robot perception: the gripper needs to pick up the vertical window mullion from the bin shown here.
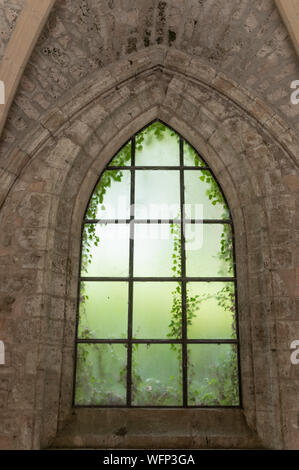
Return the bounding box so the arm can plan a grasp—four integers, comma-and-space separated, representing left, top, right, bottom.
127, 137, 135, 406
231, 224, 243, 408
180, 137, 188, 407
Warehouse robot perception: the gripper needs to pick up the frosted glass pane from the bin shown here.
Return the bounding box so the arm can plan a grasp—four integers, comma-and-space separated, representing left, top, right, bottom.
135, 171, 180, 220
188, 344, 239, 406
109, 141, 131, 166
185, 224, 233, 277
186, 282, 236, 339
135, 122, 180, 166
132, 344, 182, 406
78, 282, 128, 339
81, 224, 130, 277
133, 224, 181, 277
133, 282, 181, 339
86, 170, 131, 220
184, 170, 229, 219
75, 343, 127, 405
184, 141, 206, 167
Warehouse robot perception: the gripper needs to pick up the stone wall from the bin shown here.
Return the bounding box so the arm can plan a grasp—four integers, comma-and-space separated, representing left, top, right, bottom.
0, 0, 25, 60
1, 0, 299, 163
0, 0, 298, 449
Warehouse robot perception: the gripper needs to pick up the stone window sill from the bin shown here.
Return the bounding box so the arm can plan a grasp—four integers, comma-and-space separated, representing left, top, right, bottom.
51, 408, 262, 449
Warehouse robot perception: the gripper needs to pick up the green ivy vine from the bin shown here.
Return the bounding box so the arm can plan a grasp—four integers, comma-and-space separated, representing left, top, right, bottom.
76, 122, 239, 406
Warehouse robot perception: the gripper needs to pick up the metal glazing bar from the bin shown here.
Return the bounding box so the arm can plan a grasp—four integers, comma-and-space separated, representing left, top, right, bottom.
83, 218, 233, 225
127, 136, 135, 406
77, 338, 239, 344
75, 404, 240, 409
179, 137, 188, 407
107, 166, 211, 171
80, 276, 236, 282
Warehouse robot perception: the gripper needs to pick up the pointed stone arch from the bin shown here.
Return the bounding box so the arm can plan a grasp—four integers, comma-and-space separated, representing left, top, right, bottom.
0, 49, 298, 449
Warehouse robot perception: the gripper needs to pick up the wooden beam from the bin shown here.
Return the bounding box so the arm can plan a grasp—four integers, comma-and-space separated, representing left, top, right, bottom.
275, 0, 299, 58
0, 0, 56, 139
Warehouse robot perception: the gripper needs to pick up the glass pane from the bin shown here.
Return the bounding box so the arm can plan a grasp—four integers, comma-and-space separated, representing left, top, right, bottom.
81, 223, 130, 277
184, 141, 206, 167
188, 344, 239, 406
132, 344, 182, 406
109, 141, 131, 166
133, 223, 181, 277
133, 282, 181, 339
135, 171, 180, 220
85, 170, 130, 220
75, 343, 127, 405
184, 170, 229, 219
78, 282, 128, 339
186, 282, 236, 339
135, 122, 180, 166
185, 224, 234, 277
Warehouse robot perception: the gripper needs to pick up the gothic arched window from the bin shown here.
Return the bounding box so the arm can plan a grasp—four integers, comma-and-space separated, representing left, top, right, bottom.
74, 121, 241, 408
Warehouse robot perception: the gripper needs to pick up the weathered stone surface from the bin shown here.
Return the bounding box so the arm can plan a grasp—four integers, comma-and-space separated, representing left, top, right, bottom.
0, 0, 298, 452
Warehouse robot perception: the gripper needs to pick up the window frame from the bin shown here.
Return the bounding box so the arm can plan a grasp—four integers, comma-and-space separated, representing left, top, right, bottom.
73, 120, 242, 409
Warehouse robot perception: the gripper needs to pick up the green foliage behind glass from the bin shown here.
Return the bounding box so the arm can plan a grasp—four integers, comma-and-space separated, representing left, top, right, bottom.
76, 122, 239, 406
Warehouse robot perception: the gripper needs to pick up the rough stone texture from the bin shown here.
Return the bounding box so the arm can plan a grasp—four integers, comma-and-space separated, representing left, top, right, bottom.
0, 0, 25, 60
0, 0, 298, 451
1, 0, 299, 161
52, 409, 263, 449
